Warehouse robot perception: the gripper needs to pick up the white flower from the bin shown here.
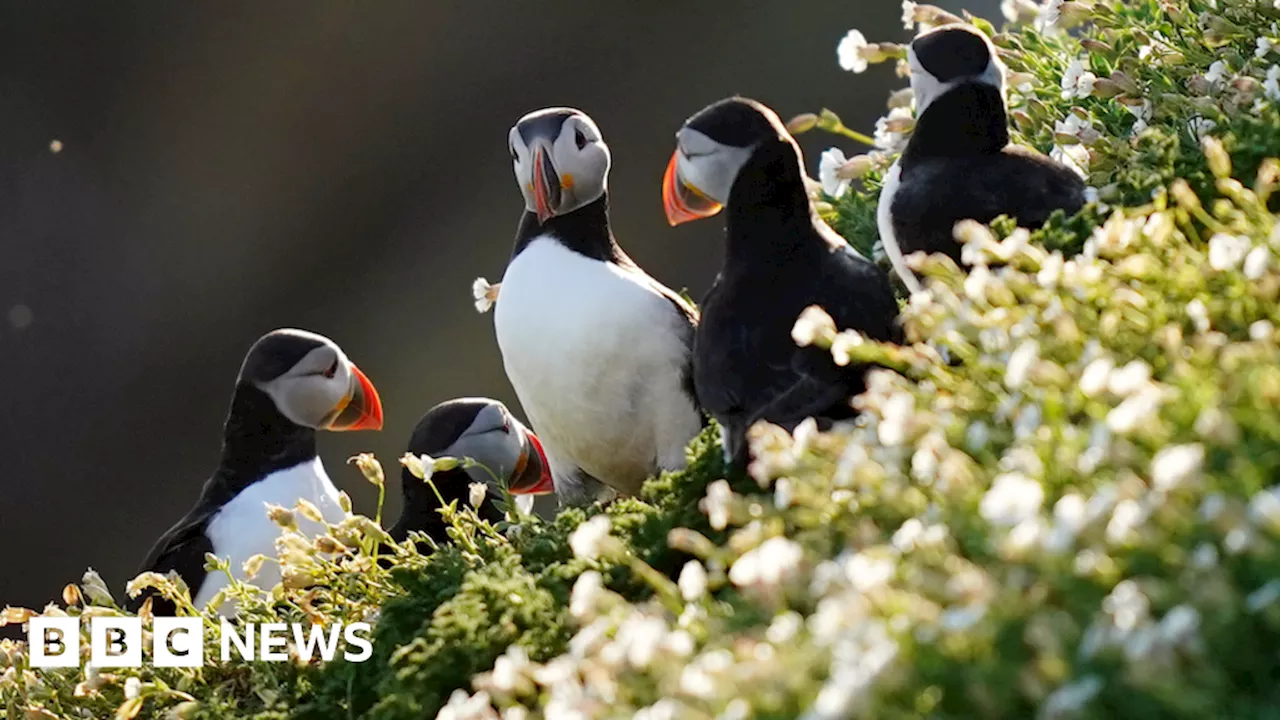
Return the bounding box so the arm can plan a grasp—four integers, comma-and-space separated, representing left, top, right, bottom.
1187, 298, 1211, 332
1124, 99, 1153, 135
1259, 37, 1275, 59
818, 148, 851, 198
1005, 340, 1039, 390
1251, 319, 1274, 341
569, 571, 604, 619
1245, 246, 1272, 279
1051, 143, 1089, 179
1054, 112, 1100, 144
1107, 360, 1152, 396
488, 646, 531, 693
842, 552, 895, 592
837, 30, 870, 73
1150, 444, 1204, 491
1039, 676, 1104, 719
767, 612, 804, 644
678, 561, 708, 602
437, 690, 497, 720
1247, 580, 1280, 612
1106, 386, 1164, 434
980, 472, 1045, 527
1205, 60, 1229, 86
1188, 116, 1217, 140
472, 277, 499, 314
792, 305, 836, 347
1265, 65, 1280, 101
1036, 0, 1062, 31
124, 676, 141, 700
878, 392, 914, 446
901, 1, 918, 29
1249, 486, 1280, 530
830, 330, 865, 367
1106, 499, 1147, 543
569, 515, 612, 560
729, 537, 804, 590
514, 494, 535, 515
1079, 356, 1115, 397
1159, 605, 1200, 646
468, 482, 487, 508
1208, 233, 1251, 271
1060, 59, 1097, 99
703, 480, 734, 530
874, 107, 916, 152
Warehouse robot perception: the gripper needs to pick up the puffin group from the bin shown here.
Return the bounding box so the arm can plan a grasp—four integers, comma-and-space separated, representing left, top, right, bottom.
128, 24, 1085, 614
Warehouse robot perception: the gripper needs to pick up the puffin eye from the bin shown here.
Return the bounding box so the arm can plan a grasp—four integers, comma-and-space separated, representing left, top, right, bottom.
323, 359, 339, 379
574, 128, 587, 150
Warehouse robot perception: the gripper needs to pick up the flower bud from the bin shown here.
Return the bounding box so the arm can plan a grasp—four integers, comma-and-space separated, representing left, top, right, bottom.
266, 504, 298, 531
62, 584, 82, 608
400, 453, 429, 480
242, 554, 267, 579
1202, 136, 1232, 179
817, 108, 843, 133
314, 536, 344, 555
349, 453, 385, 488
785, 113, 818, 135
295, 499, 324, 525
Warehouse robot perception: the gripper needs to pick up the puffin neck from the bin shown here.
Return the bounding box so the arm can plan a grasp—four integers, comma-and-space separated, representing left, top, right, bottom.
216, 383, 318, 490
724, 139, 820, 266
511, 195, 624, 263
393, 466, 503, 542
901, 82, 1010, 171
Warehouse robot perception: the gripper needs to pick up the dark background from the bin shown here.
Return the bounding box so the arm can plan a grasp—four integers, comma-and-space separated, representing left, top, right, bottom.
0, 0, 995, 614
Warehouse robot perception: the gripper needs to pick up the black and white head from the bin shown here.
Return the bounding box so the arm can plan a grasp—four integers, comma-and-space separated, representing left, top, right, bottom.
509, 107, 610, 224
907, 24, 1006, 119
238, 329, 383, 432
662, 96, 797, 226
405, 398, 553, 496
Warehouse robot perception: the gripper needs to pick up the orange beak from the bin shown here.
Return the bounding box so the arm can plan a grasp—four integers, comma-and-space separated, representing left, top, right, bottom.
326, 364, 384, 432
509, 431, 554, 495
531, 146, 561, 224
662, 150, 723, 227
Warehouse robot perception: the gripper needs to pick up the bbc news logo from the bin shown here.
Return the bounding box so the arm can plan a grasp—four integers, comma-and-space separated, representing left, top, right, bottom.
28, 617, 373, 668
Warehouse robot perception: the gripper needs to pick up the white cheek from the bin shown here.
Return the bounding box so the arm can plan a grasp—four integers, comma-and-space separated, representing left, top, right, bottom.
677, 149, 747, 205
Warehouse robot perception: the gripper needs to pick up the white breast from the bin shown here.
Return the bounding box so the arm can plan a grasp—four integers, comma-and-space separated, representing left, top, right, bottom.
876, 160, 923, 294
196, 457, 348, 613
493, 237, 700, 495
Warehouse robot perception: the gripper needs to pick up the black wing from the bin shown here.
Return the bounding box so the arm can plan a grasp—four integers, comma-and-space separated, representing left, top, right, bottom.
125, 506, 216, 615
892, 148, 1086, 262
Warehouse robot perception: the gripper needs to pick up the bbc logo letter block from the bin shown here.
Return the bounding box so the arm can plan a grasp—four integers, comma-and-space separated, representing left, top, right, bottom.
29, 616, 204, 668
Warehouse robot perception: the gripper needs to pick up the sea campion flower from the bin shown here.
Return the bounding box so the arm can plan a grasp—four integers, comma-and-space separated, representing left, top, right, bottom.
874, 107, 915, 152
792, 305, 836, 347
569, 515, 613, 560
818, 148, 851, 198
472, 277, 499, 314
980, 473, 1045, 527
837, 30, 870, 73
1061, 59, 1097, 99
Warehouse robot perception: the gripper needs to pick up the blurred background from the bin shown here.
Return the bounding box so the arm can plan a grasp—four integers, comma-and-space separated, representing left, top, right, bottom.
0, 0, 997, 616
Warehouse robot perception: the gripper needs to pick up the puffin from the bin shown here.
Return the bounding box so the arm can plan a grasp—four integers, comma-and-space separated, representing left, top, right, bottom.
662, 96, 902, 473
492, 107, 704, 505
126, 329, 383, 615
878, 23, 1086, 293
389, 397, 553, 544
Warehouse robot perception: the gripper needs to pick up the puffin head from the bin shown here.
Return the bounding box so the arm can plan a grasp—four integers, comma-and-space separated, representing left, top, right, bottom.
509, 107, 610, 224
404, 398, 553, 497
238, 328, 383, 432
908, 24, 1005, 119
662, 96, 797, 226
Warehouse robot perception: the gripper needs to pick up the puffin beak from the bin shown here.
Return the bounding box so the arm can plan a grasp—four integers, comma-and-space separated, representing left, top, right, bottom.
509, 430, 554, 495
531, 145, 562, 224
326, 364, 384, 432
662, 150, 723, 226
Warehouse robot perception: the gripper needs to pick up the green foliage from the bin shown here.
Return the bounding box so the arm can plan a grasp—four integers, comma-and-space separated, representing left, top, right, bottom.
9, 2, 1280, 719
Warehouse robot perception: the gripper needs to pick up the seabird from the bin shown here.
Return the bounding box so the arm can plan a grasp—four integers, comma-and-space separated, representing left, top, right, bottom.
126, 328, 383, 615
491, 107, 704, 505
878, 23, 1086, 293
663, 96, 902, 472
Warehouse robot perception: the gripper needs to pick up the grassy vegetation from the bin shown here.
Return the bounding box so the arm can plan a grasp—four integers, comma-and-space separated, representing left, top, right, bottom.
7, 1, 1280, 717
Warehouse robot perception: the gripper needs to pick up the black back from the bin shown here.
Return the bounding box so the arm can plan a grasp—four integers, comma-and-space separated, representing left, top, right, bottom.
892, 83, 1085, 263
691, 110, 901, 473
126, 383, 318, 615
